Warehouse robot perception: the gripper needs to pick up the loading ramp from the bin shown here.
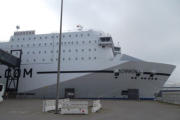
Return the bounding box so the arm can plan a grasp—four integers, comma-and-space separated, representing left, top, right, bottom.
0, 49, 22, 95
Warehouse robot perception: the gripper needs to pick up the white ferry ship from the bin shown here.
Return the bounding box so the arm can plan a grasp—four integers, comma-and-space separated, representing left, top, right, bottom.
0, 29, 175, 99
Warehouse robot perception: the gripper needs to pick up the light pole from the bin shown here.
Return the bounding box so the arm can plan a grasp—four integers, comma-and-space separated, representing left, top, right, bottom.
55, 0, 63, 114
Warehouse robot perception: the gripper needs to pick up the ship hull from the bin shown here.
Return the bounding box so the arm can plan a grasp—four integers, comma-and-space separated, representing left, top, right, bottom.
14, 60, 175, 99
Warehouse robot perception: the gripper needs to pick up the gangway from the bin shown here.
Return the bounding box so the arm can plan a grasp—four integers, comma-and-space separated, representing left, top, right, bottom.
0, 49, 22, 94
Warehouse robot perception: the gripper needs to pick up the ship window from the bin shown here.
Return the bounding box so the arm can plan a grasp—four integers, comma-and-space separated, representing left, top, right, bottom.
21, 44, 23, 47
18, 38, 20, 40
39, 43, 41, 46
71, 42, 73, 44
94, 48, 96, 51
87, 33, 90, 36
89, 57, 91, 60
56, 36, 59, 38
63, 35, 65, 38
33, 43, 35, 46
75, 49, 78, 52
75, 57, 78, 60
95, 40, 97, 43
51, 50, 54, 53
27, 51, 30, 54
64, 42, 66, 45
23, 38, 25, 40
63, 50, 65, 53
40, 37, 42, 39
81, 57, 84, 60
69, 35, 71, 37
17, 45, 19, 47
56, 42, 59, 45
81, 34, 83, 37
44, 43, 47, 46
76, 34, 78, 37
32, 51, 35, 54
89, 49, 91, 51
63, 58, 65, 61
34, 37, 36, 40
39, 51, 41, 54
45, 36, 47, 39
68, 49, 71, 52
50, 43, 53, 45
89, 40, 91, 43
76, 41, 78, 44
68, 42, 70, 44
94, 57, 96, 59
44, 51, 46, 54
155, 78, 158, 80
33, 59, 36, 62
29, 38, 31, 40
51, 36, 54, 38
42, 58, 45, 61
10, 45, 13, 48
50, 58, 53, 61
81, 49, 84, 52
100, 37, 111, 42
68, 57, 71, 60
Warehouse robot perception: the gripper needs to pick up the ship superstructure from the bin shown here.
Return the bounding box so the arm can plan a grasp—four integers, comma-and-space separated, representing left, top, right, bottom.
0, 29, 175, 99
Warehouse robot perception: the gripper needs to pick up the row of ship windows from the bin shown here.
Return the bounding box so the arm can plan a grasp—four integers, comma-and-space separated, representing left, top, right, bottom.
131, 77, 158, 80
10, 40, 97, 48
11, 33, 91, 41
24, 57, 97, 62
14, 48, 97, 55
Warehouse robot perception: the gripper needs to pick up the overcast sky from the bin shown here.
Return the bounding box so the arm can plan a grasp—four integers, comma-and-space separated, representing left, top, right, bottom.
0, 0, 179, 85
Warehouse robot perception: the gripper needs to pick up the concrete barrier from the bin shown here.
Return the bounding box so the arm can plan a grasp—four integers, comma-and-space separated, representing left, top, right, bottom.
61, 101, 88, 115
92, 100, 102, 113
42, 98, 70, 112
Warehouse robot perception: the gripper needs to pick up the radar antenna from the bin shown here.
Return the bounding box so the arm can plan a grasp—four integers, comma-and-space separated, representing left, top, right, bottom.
16, 25, 20, 31
76, 24, 83, 31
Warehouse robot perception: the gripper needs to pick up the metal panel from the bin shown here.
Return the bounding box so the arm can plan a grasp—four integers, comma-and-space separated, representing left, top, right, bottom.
0, 49, 20, 67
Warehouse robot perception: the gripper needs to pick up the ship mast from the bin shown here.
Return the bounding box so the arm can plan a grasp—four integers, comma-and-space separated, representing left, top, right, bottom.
55, 0, 63, 114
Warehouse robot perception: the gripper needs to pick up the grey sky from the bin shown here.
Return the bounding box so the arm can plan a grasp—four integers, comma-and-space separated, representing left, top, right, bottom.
0, 0, 179, 85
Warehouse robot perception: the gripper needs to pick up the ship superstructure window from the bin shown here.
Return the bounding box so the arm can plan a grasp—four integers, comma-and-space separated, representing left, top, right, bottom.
69, 35, 71, 37
76, 41, 78, 44
87, 33, 90, 36
39, 43, 41, 46
76, 34, 78, 37
75, 49, 78, 52
100, 37, 112, 42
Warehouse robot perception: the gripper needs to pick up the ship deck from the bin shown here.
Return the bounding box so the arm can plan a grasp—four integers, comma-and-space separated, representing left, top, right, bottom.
0, 99, 180, 120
